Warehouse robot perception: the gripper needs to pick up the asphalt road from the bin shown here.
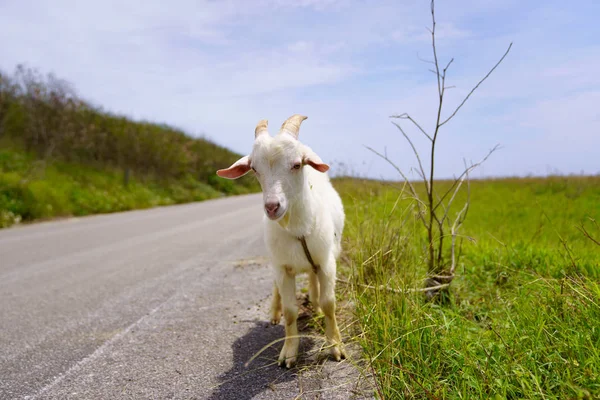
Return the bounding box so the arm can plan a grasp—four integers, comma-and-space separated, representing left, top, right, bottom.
0, 194, 372, 400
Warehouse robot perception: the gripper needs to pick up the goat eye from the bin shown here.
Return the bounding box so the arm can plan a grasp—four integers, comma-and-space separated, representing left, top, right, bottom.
292, 163, 302, 170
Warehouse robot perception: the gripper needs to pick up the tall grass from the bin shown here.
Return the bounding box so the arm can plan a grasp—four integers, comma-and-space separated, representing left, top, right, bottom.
335, 176, 600, 399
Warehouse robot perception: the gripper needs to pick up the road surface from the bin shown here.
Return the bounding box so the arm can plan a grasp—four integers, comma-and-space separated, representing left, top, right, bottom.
0, 194, 372, 399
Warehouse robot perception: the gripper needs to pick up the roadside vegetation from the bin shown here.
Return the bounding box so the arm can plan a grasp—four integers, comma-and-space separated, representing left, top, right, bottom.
330, 1, 598, 396
335, 176, 599, 399
0, 66, 259, 228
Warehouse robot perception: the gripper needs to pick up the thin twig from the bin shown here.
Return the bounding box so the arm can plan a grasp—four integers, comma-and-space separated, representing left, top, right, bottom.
417, 52, 435, 65
443, 58, 454, 73
430, 185, 447, 268
577, 222, 600, 246
450, 164, 470, 275
391, 121, 429, 192
439, 42, 513, 127
390, 113, 432, 141
430, 0, 441, 97
457, 158, 472, 229
337, 278, 450, 294
365, 145, 428, 227
433, 144, 500, 213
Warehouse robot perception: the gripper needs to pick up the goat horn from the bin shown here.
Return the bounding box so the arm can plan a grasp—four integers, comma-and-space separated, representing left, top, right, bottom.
255, 119, 269, 138
279, 114, 307, 139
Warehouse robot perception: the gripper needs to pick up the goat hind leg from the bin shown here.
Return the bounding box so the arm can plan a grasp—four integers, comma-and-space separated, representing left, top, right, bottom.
308, 271, 321, 314
318, 263, 346, 361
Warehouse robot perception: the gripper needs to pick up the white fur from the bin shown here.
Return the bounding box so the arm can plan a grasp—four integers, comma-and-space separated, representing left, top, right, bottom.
217, 118, 346, 368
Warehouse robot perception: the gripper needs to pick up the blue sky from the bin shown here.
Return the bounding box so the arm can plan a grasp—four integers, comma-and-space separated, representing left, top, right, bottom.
1, 0, 599, 179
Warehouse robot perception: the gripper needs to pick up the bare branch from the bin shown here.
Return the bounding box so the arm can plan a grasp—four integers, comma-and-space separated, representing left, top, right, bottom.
430, 0, 442, 97
365, 145, 428, 227
433, 144, 501, 213
450, 162, 471, 275
457, 158, 472, 227
390, 113, 433, 141
434, 185, 454, 231
437, 232, 476, 243
417, 52, 435, 65
435, 219, 445, 268
391, 121, 429, 191
439, 168, 469, 227
431, 185, 448, 268
443, 58, 454, 73
337, 278, 450, 294
411, 167, 427, 182
439, 42, 513, 127
428, 273, 455, 282
427, 0, 444, 272
577, 219, 600, 246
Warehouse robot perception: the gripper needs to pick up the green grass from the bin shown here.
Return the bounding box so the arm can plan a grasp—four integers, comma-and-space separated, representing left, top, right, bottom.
0, 146, 256, 228
334, 176, 600, 399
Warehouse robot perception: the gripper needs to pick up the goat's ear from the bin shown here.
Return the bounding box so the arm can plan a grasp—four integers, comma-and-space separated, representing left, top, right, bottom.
216, 155, 251, 179
303, 150, 329, 173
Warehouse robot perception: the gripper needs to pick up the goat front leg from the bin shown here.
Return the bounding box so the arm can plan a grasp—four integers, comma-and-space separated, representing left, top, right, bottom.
318, 257, 346, 361
277, 267, 299, 368
270, 281, 282, 325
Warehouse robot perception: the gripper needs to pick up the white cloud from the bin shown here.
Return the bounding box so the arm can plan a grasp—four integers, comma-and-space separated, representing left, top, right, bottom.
0, 0, 598, 178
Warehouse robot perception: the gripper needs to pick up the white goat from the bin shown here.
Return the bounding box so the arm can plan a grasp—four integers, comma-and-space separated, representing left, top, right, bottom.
217, 115, 346, 368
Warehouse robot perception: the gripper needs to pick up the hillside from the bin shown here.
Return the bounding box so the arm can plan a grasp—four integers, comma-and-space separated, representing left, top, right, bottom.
0, 66, 259, 228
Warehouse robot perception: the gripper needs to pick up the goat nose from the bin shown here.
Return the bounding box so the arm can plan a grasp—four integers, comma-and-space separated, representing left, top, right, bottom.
265, 201, 280, 213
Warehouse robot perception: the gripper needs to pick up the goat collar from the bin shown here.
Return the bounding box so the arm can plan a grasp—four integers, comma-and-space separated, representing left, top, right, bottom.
298, 236, 319, 274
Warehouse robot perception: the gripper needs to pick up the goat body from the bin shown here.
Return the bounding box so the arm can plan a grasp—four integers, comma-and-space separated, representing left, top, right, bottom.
217, 115, 346, 368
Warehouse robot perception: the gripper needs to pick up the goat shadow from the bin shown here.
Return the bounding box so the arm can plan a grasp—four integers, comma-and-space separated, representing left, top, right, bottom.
207, 318, 316, 400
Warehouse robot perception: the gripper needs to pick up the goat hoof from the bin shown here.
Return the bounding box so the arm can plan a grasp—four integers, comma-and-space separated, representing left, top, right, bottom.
330, 344, 346, 362
278, 355, 297, 369
279, 359, 296, 369
270, 310, 281, 325
278, 342, 299, 368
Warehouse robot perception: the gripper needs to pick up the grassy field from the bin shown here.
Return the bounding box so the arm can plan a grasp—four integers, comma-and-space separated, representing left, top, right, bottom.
334, 176, 600, 399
